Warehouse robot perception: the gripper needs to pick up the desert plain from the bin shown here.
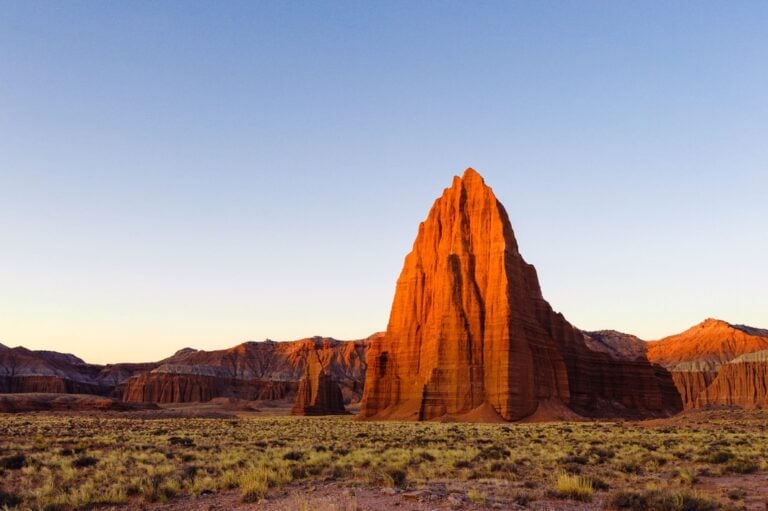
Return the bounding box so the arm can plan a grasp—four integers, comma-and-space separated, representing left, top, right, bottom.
2, 405, 768, 511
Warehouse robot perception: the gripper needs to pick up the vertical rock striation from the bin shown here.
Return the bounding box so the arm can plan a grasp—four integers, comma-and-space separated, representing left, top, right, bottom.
291, 352, 347, 415
696, 351, 768, 408
360, 168, 681, 421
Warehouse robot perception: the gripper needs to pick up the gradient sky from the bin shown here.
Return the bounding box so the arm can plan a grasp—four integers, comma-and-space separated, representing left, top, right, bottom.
1, 2, 767, 363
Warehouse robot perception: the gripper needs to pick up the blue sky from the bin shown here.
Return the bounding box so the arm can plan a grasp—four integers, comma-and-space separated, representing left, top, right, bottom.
1, 2, 766, 363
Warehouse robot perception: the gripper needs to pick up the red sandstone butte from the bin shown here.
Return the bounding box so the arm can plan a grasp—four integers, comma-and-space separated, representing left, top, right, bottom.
360, 168, 681, 422
291, 351, 347, 416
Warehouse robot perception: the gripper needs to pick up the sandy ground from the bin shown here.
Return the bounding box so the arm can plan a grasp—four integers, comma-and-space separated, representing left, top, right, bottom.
5, 403, 768, 510
108, 481, 603, 511
81, 472, 768, 511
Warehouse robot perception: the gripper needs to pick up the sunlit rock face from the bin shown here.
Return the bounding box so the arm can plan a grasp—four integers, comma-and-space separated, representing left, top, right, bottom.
647, 319, 768, 370
648, 319, 768, 408
696, 351, 768, 408
360, 168, 681, 422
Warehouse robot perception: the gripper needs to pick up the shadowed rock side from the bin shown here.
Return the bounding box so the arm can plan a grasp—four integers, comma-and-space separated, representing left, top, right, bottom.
648, 319, 768, 409
671, 370, 717, 408
360, 168, 682, 422
0, 344, 146, 396
122, 335, 376, 404
291, 352, 347, 416
582, 330, 648, 361
121, 373, 297, 403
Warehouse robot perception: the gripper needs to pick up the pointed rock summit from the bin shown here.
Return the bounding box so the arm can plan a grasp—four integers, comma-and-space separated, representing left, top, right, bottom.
360, 169, 681, 421
647, 319, 768, 371
291, 351, 347, 416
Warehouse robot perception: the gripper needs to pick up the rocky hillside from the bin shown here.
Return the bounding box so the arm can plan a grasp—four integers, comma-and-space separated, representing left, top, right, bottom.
120, 335, 376, 404
647, 319, 768, 408
0, 344, 109, 395
582, 330, 648, 361
0, 334, 378, 405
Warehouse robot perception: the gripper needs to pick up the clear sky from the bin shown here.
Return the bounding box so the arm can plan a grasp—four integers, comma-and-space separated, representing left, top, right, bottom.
1, 2, 766, 363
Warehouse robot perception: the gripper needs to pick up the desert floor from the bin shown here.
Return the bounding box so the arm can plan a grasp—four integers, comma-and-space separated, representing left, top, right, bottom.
1, 405, 767, 510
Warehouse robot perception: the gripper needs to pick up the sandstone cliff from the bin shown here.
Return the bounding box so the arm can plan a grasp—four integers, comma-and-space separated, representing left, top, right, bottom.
695, 351, 768, 408
671, 370, 717, 408
360, 168, 681, 422
0, 335, 375, 406
121, 372, 296, 403
121, 335, 375, 404
291, 352, 346, 415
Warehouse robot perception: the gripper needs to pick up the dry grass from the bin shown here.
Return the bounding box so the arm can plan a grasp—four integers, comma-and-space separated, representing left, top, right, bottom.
0, 411, 766, 509
552, 469, 593, 501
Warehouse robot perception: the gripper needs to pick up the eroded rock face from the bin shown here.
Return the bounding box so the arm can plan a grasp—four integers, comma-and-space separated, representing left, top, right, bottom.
121, 373, 297, 403
1, 335, 374, 405
695, 351, 768, 408
360, 168, 681, 421
291, 352, 346, 416
671, 370, 717, 408
0, 375, 105, 395
647, 319, 768, 370
0, 344, 116, 396
121, 335, 375, 404
648, 319, 768, 409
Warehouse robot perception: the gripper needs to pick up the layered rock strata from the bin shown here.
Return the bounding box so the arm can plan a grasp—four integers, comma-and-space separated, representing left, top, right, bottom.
121, 336, 374, 404
291, 352, 347, 415
648, 319, 768, 409
360, 168, 682, 421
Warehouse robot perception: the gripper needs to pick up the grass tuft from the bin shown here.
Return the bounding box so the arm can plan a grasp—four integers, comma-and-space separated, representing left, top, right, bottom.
553, 469, 592, 501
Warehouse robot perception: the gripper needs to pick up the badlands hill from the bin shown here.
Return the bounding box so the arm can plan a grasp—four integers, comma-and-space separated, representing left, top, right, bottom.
0, 335, 378, 407
647, 319, 768, 408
